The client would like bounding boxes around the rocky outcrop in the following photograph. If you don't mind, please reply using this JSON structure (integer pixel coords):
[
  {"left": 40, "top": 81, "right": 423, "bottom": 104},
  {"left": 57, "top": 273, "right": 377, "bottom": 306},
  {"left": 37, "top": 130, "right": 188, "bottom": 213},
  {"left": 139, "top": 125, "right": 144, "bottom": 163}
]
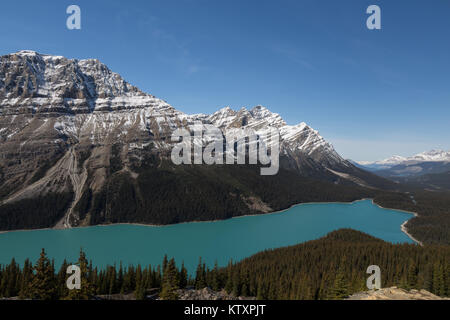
[
  {"left": 176, "top": 287, "right": 255, "bottom": 300},
  {"left": 347, "top": 287, "right": 449, "bottom": 300},
  {"left": 94, "top": 287, "right": 254, "bottom": 300}
]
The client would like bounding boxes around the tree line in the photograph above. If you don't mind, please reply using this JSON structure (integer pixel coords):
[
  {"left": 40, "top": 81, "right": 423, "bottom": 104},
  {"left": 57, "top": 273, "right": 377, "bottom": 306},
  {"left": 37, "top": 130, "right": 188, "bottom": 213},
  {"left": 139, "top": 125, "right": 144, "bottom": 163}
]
[
  {"left": 1, "top": 229, "right": 448, "bottom": 300},
  {"left": 374, "top": 190, "right": 450, "bottom": 245}
]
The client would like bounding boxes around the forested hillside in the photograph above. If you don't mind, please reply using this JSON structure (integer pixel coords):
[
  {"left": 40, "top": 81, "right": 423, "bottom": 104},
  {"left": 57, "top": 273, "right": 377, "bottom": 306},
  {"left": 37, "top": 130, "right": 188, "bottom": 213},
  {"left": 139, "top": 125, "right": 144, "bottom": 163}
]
[
  {"left": 219, "top": 229, "right": 450, "bottom": 299},
  {"left": 397, "top": 171, "right": 450, "bottom": 191},
  {"left": 0, "top": 193, "right": 73, "bottom": 230},
  {"left": 1, "top": 162, "right": 449, "bottom": 247},
  {"left": 76, "top": 164, "right": 375, "bottom": 226},
  {"left": 374, "top": 190, "right": 450, "bottom": 245}
]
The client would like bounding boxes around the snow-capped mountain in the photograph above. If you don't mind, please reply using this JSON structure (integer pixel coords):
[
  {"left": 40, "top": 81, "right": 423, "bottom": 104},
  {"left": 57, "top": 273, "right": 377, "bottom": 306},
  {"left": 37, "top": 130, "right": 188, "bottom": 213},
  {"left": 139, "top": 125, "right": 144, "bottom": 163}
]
[
  {"left": 0, "top": 51, "right": 348, "bottom": 177},
  {"left": 207, "top": 105, "right": 345, "bottom": 167},
  {"left": 0, "top": 51, "right": 392, "bottom": 230},
  {"left": 356, "top": 150, "right": 450, "bottom": 180},
  {"left": 409, "top": 150, "right": 450, "bottom": 163},
  {"left": 358, "top": 156, "right": 408, "bottom": 170},
  {"left": 0, "top": 50, "right": 342, "bottom": 163},
  {"left": 0, "top": 50, "right": 173, "bottom": 114},
  {"left": 358, "top": 150, "right": 450, "bottom": 170}
]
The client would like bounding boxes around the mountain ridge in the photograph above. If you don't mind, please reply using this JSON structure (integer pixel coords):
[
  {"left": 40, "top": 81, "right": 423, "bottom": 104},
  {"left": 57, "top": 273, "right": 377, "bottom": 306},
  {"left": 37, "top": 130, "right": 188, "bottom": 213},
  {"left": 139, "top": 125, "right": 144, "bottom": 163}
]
[
  {"left": 358, "top": 149, "right": 450, "bottom": 170},
  {"left": 0, "top": 51, "right": 396, "bottom": 231}
]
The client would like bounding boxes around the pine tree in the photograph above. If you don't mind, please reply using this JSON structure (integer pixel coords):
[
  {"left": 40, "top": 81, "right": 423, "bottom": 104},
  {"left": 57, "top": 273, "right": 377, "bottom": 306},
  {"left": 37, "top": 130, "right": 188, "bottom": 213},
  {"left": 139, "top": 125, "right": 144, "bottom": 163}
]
[
  {"left": 65, "top": 249, "right": 95, "bottom": 300},
  {"left": 121, "top": 265, "right": 135, "bottom": 294},
  {"left": 224, "top": 260, "right": 233, "bottom": 294},
  {"left": 160, "top": 258, "right": 179, "bottom": 300},
  {"left": 56, "top": 259, "right": 69, "bottom": 298},
  {"left": 108, "top": 266, "right": 117, "bottom": 295},
  {"left": 135, "top": 265, "right": 145, "bottom": 300},
  {"left": 4, "top": 258, "right": 19, "bottom": 297},
  {"left": 211, "top": 261, "right": 220, "bottom": 291},
  {"left": 162, "top": 255, "right": 168, "bottom": 273},
  {"left": 256, "top": 280, "right": 266, "bottom": 300},
  {"left": 232, "top": 269, "right": 241, "bottom": 297},
  {"left": 155, "top": 265, "right": 162, "bottom": 288},
  {"left": 145, "top": 265, "right": 153, "bottom": 289},
  {"left": 432, "top": 262, "right": 445, "bottom": 297},
  {"left": 195, "top": 258, "right": 206, "bottom": 289},
  {"left": 29, "top": 249, "right": 57, "bottom": 300},
  {"left": 445, "top": 261, "right": 450, "bottom": 297},
  {"left": 118, "top": 262, "right": 124, "bottom": 294},
  {"left": 179, "top": 262, "right": 188, "bottom": 289},
  {"left": 406, "top": 260, "right": 418, "bottom": 289},
  {"left": 18, "top": 259, "right": 33, "bottom": 299},
  {"left": 328, "top": 258, "right": 349, "bottom": 300},
  {"left": 240, "top": 270, "right": 250, "bottom": 297}
]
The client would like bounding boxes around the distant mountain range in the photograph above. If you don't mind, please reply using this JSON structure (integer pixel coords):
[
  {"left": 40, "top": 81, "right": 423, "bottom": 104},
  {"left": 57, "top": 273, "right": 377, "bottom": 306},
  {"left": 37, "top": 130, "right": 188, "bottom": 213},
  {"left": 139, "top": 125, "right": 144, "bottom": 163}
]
[
  {"left": 355, "top": 150, "right": 450, "bottom": 191},
  {"left": 0, "top": 51, "right": 395, "bottom": 231},
  {"left": 357, "top": 150, "right": 450, "bottom": 171}
]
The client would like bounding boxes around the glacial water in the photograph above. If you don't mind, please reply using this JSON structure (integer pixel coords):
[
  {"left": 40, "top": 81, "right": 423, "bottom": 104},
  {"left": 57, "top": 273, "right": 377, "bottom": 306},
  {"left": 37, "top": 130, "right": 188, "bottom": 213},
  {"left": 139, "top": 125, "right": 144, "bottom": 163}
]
[{"left": 0, "top": 200, "right": 415, "bottom": 273}]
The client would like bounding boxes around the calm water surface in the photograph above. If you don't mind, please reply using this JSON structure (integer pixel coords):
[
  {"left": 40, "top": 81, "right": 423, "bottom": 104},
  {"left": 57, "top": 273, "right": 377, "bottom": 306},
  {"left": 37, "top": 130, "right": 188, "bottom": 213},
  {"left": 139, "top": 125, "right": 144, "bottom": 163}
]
[{"left": 0, "top": 200, "right": 414, "bottom": 273}]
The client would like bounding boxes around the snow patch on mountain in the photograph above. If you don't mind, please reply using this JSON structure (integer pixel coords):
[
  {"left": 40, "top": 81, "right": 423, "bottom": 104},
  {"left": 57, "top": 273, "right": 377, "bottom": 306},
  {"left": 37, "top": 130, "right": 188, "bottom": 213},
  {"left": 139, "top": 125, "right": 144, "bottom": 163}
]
[
  {"left": 358, "top": 150, "right": 450, "bottom": 170},
  {"left": 1, "top": 51, "right": 350, "bottom": 177}
]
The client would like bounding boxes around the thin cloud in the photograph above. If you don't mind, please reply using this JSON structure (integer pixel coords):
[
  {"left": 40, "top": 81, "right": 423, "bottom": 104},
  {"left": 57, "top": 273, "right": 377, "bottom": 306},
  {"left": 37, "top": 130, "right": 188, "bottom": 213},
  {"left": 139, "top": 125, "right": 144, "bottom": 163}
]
[
  {"left": 270, "top": 44, "right": 316, "bottom": 71},
  {"left": 142, "top": 21, "right": 203, "bottom": 75}
]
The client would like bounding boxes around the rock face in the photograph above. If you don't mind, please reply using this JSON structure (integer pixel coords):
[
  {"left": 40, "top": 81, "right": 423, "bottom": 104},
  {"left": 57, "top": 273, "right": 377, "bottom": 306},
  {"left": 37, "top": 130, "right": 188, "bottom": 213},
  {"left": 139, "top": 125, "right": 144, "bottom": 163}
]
[
  {"left": 93, "top": 287, "right": 254, "bottom": 300},
  {"left": 207, "top": 105, "right": 346, "bottom": 172},
  {"left": 0, "top": 51, "right": 392, "bottom": 231},
  {"left": 0, "top": 50, "right": 164, "bottom": 114},
  {"left": 177, "top": 287, "right": 255, "bottom": 300},
  {"left": 347, "top": 287, "right": 449, "bottom": 300}
]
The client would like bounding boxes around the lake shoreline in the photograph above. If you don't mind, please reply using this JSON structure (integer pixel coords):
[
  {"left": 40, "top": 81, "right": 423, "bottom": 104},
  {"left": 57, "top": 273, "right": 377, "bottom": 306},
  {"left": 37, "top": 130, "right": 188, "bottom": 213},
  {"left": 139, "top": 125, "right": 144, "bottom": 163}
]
[
  {"left": 0, "top": 198, "right": 420, "bottom": 245},
  {"left": 371, "top": 200, "right": 422, "bottom": 246},
  {"left": 0, "top": 198, "right": 380, "bottom": 234}
]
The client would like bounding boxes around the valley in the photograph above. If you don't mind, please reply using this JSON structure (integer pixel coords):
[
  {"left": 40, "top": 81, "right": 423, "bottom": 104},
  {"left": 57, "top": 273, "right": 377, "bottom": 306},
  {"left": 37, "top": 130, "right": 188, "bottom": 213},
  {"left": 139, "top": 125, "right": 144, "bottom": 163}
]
[
  {"left": 0, "top": 51, "right": 449, "bottom": 247},
  {"left": 0, "top": 50, "right": 397, "bottom": 232},
  {"left": 0, "top": 199, "right": 415, "bottom": 273},
  {"left": 0, "top": 50, "right": 449, "bottom": 302},
  {"left": 1, "top": 0, "right": 449, "bottom": 305}
]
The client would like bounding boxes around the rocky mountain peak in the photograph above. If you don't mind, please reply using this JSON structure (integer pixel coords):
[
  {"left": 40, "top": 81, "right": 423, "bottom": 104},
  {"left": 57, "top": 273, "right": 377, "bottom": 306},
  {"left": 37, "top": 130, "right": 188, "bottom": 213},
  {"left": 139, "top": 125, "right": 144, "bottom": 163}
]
[
  {"left": 0, "top": 51, "right": 167, "bottom": 116},
  {"left": 0, "top": 51, "right": 387, "bottom": 225},
  {"left": 358, "top": 149, "right": 450, "bottom": 170},
  {"left": 412, "top": 149, "right": 450, "bottom": 162},
  {"left": 0, "top": 51, "right": 345, "bottom": 168}
]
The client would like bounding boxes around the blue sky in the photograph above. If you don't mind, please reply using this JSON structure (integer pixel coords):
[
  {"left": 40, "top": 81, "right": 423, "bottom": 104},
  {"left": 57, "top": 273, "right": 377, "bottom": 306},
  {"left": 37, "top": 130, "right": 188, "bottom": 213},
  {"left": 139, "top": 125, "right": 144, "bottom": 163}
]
[{"left": 1, "top": 0, "right": 449, "bottom": 161}]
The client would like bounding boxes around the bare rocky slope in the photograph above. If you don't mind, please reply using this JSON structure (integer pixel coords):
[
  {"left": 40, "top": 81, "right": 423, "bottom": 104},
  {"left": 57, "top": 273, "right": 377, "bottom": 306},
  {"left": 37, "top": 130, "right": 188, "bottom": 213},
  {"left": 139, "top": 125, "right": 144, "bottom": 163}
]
[
  {"left": 0, "top": 51, "right": 395, "bottom": 231},
  {"left": 347, "top": 287, "right": 449, "bottom": 300}
]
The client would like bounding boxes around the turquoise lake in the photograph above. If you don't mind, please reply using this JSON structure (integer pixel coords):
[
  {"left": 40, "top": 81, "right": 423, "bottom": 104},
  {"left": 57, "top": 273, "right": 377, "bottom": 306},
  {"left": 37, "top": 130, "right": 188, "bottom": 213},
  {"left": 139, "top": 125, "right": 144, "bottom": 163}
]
[{"left": 0, "top": 200, "right": 415, "bottom": 273}]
